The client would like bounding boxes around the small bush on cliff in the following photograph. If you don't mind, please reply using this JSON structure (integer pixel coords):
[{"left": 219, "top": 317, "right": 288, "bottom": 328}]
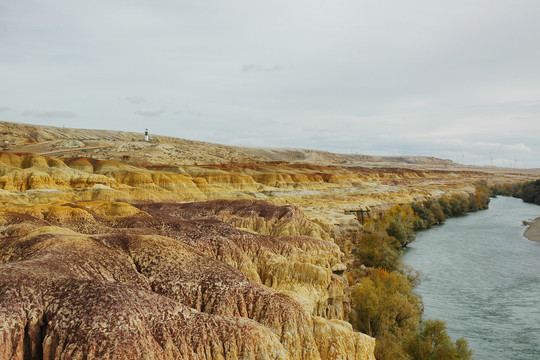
[
  {"left": 449, "top": 194, "right": 470, "bottom": 216},
  {"left": 354, "top": 204, "right": 418, "bottom": 271},
  {"left": 355, "top": 233, "right": 401, "bottom": 271},
  {"left": 410, "top": 202, "right": 432, "bottom": 230},
  {"left": 363, "top": 204, "right": 417, "bottom": 246},
  {"left": 428, "top": 200, "right": 446, "bottom": 224},
  {"left": 385, "top": 205, "right": 417, "bottom": 247},
  {"left": 349, "top": 267, "right": 473, "bottom": 360},
  {"left": 437, "top": 196, "right": 452, "bottom": 217},
  {"left": 403, "top": 320, "right": 473, "bottom": 360}
]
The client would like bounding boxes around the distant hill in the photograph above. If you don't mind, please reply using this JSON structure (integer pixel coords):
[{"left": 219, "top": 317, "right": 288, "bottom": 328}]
[{"left": 0, "top": 121, "right": 455, "bottom": 167}]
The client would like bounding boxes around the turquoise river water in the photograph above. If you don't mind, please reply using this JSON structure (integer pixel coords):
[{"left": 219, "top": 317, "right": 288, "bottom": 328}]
[{"left": 403, "top": 196, "right": 540, "bottom": 360}]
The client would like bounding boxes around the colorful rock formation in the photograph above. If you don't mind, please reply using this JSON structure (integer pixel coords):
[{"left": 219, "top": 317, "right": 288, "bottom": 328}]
[{"left": 0, "top": 200, "right": 375, "bottom": 360}]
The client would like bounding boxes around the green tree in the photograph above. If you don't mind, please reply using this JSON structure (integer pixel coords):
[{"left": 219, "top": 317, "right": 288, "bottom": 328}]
[
  {"left": 350, "top": 269, "right": 421, "bottom": 338},
  {"left": 384, "top": 205, "right": 417, "bottom": 246},
  {"left": 437, "top": 197, "right": 452, "bottom": 217},
  {"left": 355, "top": 233, "right": 401, "bottom": 271},
  {"left": 448, "top": 194, "right": 469, "bottom": 216},
  {"left": 519, "top": 179, "right": 540, "bottom": 205},
  {"left": 350, "top": 269, "right": 422, "bottom": 360},
  {"left": 403, "top": 320, "right": 473, "bottom": 360},
  {"left": 411, "top": 200, "right": 445, "bottom": 230},
  {"left": 427, "top": 201, "right": 445, "bottom": 224}
]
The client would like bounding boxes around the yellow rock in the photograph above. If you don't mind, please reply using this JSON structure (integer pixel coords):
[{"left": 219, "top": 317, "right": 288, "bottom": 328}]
[{"left": 78, "top": 201, "right": 143, "bottom": 217}]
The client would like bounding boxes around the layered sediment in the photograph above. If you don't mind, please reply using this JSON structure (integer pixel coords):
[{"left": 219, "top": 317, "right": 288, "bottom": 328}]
[
  {"left": 0, "top": 152, "right": 513, "bottom": 218},
  {"left": 2, "top": 150, "right": 536, "bottom": 255}
]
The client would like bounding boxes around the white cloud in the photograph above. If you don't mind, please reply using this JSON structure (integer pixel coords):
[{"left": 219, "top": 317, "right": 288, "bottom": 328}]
[
  {"left": 463, "top": 141, "right": 531, "bottom": 154},
  {"left": 136, "top": 108, "right": 165, "bottom": 117},
  {"left": 22, "top": 110, "right": 77, "bottom": 118},
  {"left": 122, "top": 96, "right": 144, "bottom": 104},
  {"left": 241, "top": 64, "right": 286, "bottom": 73}
]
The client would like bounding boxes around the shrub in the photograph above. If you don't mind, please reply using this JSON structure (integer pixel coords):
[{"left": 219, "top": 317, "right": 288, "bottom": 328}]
[
  {"left": 411, "top": 203, "right": 431, "bottom": 230},
  {"left": 490, "top": 182, "right": 521, "bottom": 197},
  {"left": 350, "top": 269, "right": 421, "bottom": 337},
  {"left": 448, "top": 194, "right": 469, "bottom": 216},
  {"left": 350, "top": 269, "right": 422, "bottom": 359},
  {"left": 413, "top": 187, "right": 490, "bottom": 227},
  {"left": 384, "top": 205, "right": 417, "bottom": 246},
  {"left": 354, "top": 205, "right": 418, "bottom": 271},
  {"left": 411, "top": 200, "right": 445, "bottom": 230},
  {"left": 403, "top": 320, "right": 473, "bottom": 360},
  {"left": 472, "top": 181, "right": 491, "bottom": 210},
  {"left": 490, "top": 179, "right": 540, "bottom": 205},
  {"left": 519, "top": 179, "right": 540, "bottom": 205},
  {"left": 355, "top": 233, "right": 401, "bottom": 271},
  {"left": 437, "top": 196, "right": 452, "bottom": 217},
  {"left": 428, "top": 201, "right": 446, "bottom": 224}
]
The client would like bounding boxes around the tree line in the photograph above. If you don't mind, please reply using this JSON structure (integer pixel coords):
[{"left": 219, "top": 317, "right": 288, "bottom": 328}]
[{"left": 491, "top": 179, "right": 540, "bottom": 205}]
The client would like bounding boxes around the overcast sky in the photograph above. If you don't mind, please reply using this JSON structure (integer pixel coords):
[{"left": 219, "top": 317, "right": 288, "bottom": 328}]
[{"left": 1, "top": 0, "right": 540, "bottom": 167}]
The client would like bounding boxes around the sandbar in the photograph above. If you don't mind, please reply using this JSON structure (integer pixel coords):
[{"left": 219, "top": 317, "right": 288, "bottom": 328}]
[{"left": 523, "top": 217, "right": 540, "bottom": 242}]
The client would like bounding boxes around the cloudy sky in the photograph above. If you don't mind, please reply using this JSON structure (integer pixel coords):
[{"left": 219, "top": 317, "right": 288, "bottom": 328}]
[{"left": 1, "top": 0, "right": 540, "bottom": 167}]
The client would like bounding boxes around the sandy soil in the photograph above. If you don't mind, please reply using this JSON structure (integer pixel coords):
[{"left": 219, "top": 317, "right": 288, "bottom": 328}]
[{"left": 523, "top": 217, "right": 540, "bottom": 242}]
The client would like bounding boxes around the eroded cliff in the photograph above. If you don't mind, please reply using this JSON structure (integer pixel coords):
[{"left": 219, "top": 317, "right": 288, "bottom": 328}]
[{"left": 0, "top": 200, "right": 375, "bottom": 360}]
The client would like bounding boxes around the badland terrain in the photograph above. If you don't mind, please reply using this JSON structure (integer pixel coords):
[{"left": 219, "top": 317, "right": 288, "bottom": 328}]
[{"left": 0, "top": 121, "right": 538, "bottom": 359}]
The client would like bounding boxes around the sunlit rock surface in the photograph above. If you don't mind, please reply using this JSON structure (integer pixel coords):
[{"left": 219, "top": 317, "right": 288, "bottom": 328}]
[{"left": 0, "top": 200, "right": 375, "bottom": 360}]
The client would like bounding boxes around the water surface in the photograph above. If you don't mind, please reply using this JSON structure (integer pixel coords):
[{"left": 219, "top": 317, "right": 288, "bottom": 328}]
[{"left": 404, "top": 196, "right": 540, "bottom": 360}]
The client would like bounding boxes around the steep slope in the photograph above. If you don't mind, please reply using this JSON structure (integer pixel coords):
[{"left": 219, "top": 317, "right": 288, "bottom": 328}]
[{"left": 0, "top": 200, "right": 375, "bottom": 360}]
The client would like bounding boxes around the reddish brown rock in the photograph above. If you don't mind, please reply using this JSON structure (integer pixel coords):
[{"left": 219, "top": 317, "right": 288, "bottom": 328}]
[{"left": 0, "top": 200, "right": 375, "bottom": 360}]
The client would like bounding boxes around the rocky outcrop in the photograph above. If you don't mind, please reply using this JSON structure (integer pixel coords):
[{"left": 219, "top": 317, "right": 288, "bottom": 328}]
[
  {"left": 125, "top": 201, "right": 342, "bottom": 318},
  {"left": 0, "top": 153, "right": 498, "bottom": 224},
  {"left": 0, "top": 200, "right": 375, "bottom": 360},
  {"left": 146, "top": 199, "right": 331, "bottom": 239}
]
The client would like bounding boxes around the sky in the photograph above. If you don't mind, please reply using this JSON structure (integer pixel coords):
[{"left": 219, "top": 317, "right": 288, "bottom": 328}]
[{"left": 1, "top": 0, "right": 540, "bottom": 168}]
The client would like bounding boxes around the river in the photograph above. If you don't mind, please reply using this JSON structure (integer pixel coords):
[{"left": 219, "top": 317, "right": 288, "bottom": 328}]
[{"left": 403, "top": 196, "right": 540, "bottom": 360}]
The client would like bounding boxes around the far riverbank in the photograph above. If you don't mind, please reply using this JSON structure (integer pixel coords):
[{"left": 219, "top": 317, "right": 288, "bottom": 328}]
[{"left": 523, "top": 217, "right": 540, "bottom": 242}]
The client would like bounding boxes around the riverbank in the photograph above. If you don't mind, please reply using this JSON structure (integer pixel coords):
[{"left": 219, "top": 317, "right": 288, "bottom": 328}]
[{"left": 523, "top": 216, "right": 540, "bottom": 242}]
